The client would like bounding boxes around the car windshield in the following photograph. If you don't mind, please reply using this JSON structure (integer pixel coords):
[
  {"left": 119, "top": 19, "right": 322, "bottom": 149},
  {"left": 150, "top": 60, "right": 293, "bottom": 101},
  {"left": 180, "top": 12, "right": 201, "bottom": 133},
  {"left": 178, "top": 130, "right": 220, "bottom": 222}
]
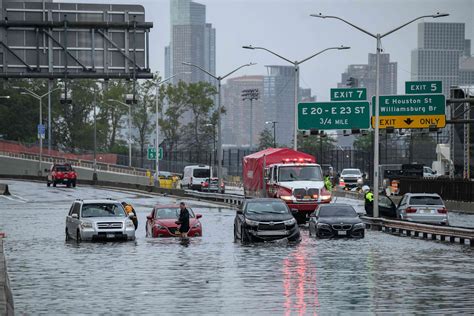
[
  {"left": 154, "top": 208, "right": 195, "bottom": 219},
  {"left": 81, "top": 203, "right": 126, "bottom": 218},
  {"left": 193, "top": 168, "right": 210, "bottom": 178},
  {"left": 319, "top": 206, "right": 357, "bottom": 217},
  {"left": 409, "top": 196, "right": 443, "bottom": 206},
  {"left": 55, "top": 165, "right": 72, "bottom": 172},
  {"left": 341, "top": 169, "right": 361, "bottom": 176},
  {"left": 246, "top": 201, "right": 289, "bottom": 214},
  {"left": 279, "top": 166, "right": 322, "bottom": 181}
]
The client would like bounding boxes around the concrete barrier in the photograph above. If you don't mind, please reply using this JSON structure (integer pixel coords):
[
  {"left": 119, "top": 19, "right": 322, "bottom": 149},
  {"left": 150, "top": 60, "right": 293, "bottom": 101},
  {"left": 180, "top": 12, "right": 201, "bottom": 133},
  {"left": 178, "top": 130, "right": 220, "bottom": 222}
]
[
  {"left": 0, "top": 238, "right": 14, "bottom": 316},
  {"left": 0, "top": 184, "right": 9, "bottom": 196}
]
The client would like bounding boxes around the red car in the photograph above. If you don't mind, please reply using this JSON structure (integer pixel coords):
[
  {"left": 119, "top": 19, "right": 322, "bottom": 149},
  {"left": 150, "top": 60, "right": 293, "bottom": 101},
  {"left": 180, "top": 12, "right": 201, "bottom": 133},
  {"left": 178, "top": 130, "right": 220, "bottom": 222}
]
[
  {"left": 146, "top": 204, "right": 203, "bottom": 238},
  {"left": 46, "top": 163, "right": 77, "bottom": 187}
]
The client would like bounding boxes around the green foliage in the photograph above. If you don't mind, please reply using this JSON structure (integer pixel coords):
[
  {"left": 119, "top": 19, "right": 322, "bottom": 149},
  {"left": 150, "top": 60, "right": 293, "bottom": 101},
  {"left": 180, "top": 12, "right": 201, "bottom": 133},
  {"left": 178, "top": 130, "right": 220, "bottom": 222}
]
[
  {"left": 353, "top": 131, "right": 374, "bottom": 152},
  {"left": 258, "top": 129, "right": 275, "bottom": 150},
  {"left": 297, "top": 132, "right": 336, "bottom": 157}
]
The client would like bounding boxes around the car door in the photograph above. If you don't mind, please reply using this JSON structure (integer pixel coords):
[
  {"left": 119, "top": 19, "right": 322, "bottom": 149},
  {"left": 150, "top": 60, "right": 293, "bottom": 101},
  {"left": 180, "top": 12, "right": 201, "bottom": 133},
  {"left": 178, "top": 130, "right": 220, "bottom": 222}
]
[
  {"left": 66, "top": 203, "right": 74, "bottom": 233},
  {"left": 379, "top": 195, "right": 396, "bottom": 218},
  {"left": 69, "top": 202, "right": 81, "bottom": 235}
]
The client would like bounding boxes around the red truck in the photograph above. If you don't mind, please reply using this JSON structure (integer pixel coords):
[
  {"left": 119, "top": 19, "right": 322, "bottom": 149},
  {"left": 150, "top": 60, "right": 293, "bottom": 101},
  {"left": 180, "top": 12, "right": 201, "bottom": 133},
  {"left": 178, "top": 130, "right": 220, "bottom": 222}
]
[
  {"left": 243, "top": 148, "right": 331, "bottom": 223},
  {"left": 46, "top": 163, "right": 77, "bottom": 188}
]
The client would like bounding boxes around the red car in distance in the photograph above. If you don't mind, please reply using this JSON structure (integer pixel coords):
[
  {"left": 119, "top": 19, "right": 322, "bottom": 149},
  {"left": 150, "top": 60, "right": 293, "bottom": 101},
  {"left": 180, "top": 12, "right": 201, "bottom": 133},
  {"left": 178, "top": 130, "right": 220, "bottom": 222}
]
[
  {"left": 46, "top": 163, "right": 77, "bottom": 188},
  {"left": 146, "top": 204, "right": 203, "bottom": 238}
]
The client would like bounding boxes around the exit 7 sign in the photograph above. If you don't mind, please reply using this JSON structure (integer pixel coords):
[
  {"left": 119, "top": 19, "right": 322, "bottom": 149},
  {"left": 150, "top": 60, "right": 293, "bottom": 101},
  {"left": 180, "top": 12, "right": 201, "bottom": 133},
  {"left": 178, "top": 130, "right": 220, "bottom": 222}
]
[{"left": 330, "top": 88, "right": 367, "bottom": 101}]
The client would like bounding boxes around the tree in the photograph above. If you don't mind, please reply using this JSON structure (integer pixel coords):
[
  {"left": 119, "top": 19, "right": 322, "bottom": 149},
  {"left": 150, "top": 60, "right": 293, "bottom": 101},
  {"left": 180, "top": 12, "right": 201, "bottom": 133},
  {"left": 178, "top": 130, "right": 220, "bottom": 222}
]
[
  {"left": 133, "top": 79, "right": 156, "bottom": 167},
  {"left": 353, "top": 131, "right": 374, "bottom": 152},
  {"left": 298, "top": 133, "right": 336, "bottom": 162},
  {"left": 258, "top": 129, "right": 275, "bottom": 150}
]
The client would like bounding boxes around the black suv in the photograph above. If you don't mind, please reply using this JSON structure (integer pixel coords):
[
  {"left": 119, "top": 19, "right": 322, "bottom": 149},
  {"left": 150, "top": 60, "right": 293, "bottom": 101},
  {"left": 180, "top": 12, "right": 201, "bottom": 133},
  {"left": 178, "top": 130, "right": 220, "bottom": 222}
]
[
  {"left": 309, "top": 204, "right": 365, "bottom": 238},
  {"left": 234, "top": 198, "right": 301, "bottom": 243}
]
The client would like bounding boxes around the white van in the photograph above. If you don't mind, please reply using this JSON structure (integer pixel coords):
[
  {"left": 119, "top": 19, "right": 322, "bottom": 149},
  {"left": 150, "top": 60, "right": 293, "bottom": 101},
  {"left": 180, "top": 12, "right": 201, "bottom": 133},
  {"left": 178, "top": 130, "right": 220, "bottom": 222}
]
[{"left": 182, "top": 165, "right": 211, "bottom": 191}]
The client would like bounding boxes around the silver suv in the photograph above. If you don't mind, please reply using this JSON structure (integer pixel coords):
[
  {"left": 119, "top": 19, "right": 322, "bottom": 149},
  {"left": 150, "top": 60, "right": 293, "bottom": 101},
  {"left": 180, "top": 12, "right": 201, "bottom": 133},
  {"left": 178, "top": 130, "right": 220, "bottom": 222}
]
[{"left": 65, "top": 199, "right": 136, "bottom": 242}]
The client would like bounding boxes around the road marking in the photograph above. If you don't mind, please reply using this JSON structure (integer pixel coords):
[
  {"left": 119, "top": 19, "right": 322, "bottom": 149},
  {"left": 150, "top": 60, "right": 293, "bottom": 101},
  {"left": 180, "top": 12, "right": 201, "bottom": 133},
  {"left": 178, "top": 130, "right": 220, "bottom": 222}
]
[
  {"left": 10, "top": 194, "right": 28, "bottom": 202},
  {"left": 0, "top": 195, "right": 27, "bottom": 203}
]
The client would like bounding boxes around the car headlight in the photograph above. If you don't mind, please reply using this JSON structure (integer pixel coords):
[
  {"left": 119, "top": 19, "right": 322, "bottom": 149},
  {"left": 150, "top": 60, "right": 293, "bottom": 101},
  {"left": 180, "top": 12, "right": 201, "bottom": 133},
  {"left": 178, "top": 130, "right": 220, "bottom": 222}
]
[
  {"left": 354, "top": 223, "right": 365, "bottom": 229},
  {"left": 126, "top": 221, "right": 135, "bottom": 228},
  {"left": 245, "top": 218, "right": 259, "bottom": 226},
  {"left": 280, "top": 195, "right": 294, "bottom": 201},
  {"left": 81, "top": 221, "right": 93, "bottom": 229},
  {"left": 317, "top": 223, "right": 330, "bottom": 228},
  {"left": 193, "top": 222, "right": 201, "bottom": 228},
  {"left": 283, "top": 218, "right": 296, "bottom": 226},
  {"left": 357, "top": 178, "right": 363, "bottom": 183}
]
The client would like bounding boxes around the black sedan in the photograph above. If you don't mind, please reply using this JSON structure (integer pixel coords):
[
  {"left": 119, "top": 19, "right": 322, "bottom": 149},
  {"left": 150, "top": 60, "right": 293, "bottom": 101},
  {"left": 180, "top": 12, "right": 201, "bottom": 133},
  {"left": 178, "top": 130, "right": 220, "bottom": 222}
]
[
  {"left": 309, "top": 204, "right": 365, "bottom": 238},
  {"left": 234, "top": 198, "right": 301, "bottom": 243}
]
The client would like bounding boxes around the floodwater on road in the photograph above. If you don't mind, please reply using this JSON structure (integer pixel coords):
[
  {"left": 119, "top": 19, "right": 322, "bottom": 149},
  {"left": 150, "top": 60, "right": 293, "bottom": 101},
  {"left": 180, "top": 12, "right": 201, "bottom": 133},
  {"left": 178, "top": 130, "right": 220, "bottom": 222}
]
[{"left": 1, "top": 180, "right": 473, "bottom": 314}]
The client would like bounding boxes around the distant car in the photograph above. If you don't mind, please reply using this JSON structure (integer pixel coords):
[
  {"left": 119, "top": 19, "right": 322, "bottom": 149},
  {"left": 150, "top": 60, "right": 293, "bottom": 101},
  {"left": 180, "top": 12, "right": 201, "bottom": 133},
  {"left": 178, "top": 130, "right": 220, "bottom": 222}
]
[
  {"left": 46, "top": 163, "right": 77, "bottom": 187},
  {"left": 145, "top": 204, "right": 203, "bottom": 238},
  {"left": 65, "top": 199, "right": 136, "bottom": 242},
  {"left": 396, "top": 193, "right": 448, "bottom": 225},
  {"left": 308, "top": 204, "right": 365, "bottom": 238},
  {"left": 201, "top": 177, "right": 225, "bottom": 193},
  {"left": 234, "top": 198, "right": 301, "bottom": 243},
  {"left": 339, "top": 168, "right": 364, "bottom": 189}
]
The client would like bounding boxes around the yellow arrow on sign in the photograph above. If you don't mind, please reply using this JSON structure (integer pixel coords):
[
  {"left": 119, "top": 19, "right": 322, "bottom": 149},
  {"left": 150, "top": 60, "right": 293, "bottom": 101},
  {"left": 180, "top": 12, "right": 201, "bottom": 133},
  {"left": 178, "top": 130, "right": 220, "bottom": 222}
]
[{"left": 371, "top": 115, "right": 446, "bottom": 129}]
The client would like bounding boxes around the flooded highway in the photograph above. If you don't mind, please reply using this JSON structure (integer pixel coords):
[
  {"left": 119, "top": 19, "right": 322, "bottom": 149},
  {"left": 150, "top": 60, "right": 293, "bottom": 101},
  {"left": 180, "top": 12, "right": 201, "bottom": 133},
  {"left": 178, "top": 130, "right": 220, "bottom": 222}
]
[{"left": 1, "top": 180, "right": 474, "bottom": 314}]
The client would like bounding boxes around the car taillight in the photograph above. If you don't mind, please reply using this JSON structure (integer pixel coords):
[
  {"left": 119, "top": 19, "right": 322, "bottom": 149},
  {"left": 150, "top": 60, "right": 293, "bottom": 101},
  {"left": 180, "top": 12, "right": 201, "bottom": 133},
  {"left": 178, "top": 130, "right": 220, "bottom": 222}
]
[
  {"left": 202, "top": 182, "right": 209, "bottom": 187},
  {"left": 406, "top": 207, "right": 417, "bottom": 213},
  {"left": 437, "top": 207, "right": 448, "bottom": 214}
]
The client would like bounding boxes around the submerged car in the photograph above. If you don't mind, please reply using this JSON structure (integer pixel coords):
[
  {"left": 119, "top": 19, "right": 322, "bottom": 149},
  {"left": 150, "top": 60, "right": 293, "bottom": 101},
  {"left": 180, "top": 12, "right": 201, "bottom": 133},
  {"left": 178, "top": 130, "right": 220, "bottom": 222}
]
[
  {"left": 234, "top": 198, "right": 301, "bottom": 243},
  {"left": 65, "top": 199, "right": 136, "bottom": 242},
  {"left": 145, "top": 204, "right": 203, "bottom": 237},
  {"left": 309, "top": 204, "right": 365, "bottom": 238},
  {"left": 396, "top": 193, "right": 448, "bottom": 225}
]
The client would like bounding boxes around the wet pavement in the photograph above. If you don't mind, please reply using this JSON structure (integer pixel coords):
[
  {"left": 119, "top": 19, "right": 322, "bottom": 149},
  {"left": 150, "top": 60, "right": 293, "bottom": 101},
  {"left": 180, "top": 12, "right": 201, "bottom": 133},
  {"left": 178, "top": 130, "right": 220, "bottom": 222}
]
[{"left": 1, "top": 180, "right": 474, "bottom": 314}]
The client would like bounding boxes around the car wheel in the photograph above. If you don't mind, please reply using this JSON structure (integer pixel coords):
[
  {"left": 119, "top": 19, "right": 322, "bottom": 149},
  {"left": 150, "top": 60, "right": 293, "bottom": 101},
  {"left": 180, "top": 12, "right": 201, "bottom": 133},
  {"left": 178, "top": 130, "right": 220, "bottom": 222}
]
[
  {"left": 76, "top": 229, "right": 82, "bottom": 243},
  {"left": 72, "top": 181, "right": 76, "bottom": 188},
  {"left": 240, "top": 225, "right": 250, "bottom": 243},
  {"left": 233, "top": 225, "right": 238, "bottom": 243},
  {"left": 360, "top": 231, "right": 365, "bottom": 238},
  {"left": 65, "top": 228, "right": 70, "bottom": 241},
  {"left": 47, "top": 181, "right": 50, "bottom": 187},
  {"left": 66, "top": 182, "right": 71, "bottom": 188}
]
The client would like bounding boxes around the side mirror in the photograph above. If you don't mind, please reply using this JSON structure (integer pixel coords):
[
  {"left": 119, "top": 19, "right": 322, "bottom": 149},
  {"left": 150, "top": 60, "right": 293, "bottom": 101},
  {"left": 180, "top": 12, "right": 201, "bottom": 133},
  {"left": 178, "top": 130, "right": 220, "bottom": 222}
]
[
  {"left": 71, "top": 213, "right": 78, "bottom": 219},
  {"left": 44, "top": 168, "right": 49, "bottom": 173},
  {"left": 146, "top": 215, "right": 152, "bottom": 220},
  {"left": 363, "top": 173, "right": 367, "bottom": 178},
  {"left": 196, "top": 214, "right": 202, "bottom": 219},
  {"left": 236, "top": 209, "right": 243, "bottom": 215},
  {"left": 433, "top": 170, "right": 437, "bottom": 174}
]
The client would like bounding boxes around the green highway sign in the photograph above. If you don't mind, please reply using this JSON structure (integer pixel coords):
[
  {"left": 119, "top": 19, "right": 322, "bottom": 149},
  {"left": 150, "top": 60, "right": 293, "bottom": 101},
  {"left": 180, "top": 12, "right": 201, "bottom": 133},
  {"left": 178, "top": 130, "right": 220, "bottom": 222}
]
[
  {"left": 405, "top": 81, "right": 442, "bottom": 94},
  {"left": 147, "top": 147, "right": 163, "bottom": 161},
  {"left": 330, "top": 88, "right": 367, "bottom": 101},
  {"left": 371, "top": 94, "right": 446, "bottom": 129},
  {"left": 298, "top": 101, "right": 370, "bottom": 130}
]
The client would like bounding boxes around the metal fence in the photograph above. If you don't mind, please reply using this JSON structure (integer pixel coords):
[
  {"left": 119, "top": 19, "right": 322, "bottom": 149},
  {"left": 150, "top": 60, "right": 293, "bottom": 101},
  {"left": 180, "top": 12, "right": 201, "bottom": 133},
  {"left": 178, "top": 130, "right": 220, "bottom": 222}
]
[{"left": 399, "top": 178, "right": 474, "bottom": 202}]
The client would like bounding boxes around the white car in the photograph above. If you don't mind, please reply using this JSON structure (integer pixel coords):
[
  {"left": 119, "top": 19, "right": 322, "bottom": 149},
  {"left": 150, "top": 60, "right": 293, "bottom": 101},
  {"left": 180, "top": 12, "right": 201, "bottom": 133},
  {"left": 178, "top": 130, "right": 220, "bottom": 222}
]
[
  {"left": 65, "top": 199, "right": 136, "bottom": 242},
  {"left": 396, "top": 193, "right": 448, "bottom": 225}
]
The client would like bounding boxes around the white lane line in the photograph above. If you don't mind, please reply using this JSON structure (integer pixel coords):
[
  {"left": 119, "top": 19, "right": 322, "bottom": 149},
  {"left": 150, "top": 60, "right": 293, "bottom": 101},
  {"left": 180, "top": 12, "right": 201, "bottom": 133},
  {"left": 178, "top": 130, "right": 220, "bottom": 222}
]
[
  {"left": 10, "top": 194, "right": 29, "bottom": 202},
  {"left": 0, "top": 195, "right": 27, "bottom": 203}
]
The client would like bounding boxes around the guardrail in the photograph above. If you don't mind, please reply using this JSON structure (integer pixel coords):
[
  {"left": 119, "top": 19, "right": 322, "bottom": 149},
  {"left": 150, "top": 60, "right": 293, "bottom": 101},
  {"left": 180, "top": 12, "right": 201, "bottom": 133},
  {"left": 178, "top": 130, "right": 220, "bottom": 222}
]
[
  {"left": 184, "top": 190, "right": 244, "bottom": 206},
  {"left": 363, "top": 216, "right": 474, "bottom": 246},
  {"left": 0, "top": 151, "right": 147, "bottom": 176}
]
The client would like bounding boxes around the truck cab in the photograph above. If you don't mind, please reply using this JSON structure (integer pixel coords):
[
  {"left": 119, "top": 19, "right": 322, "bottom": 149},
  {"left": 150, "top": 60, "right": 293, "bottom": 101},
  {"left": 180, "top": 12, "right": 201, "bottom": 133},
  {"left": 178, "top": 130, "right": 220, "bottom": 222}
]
[{"left": 265, "top": 162, "right": 331, "bottom": 223}]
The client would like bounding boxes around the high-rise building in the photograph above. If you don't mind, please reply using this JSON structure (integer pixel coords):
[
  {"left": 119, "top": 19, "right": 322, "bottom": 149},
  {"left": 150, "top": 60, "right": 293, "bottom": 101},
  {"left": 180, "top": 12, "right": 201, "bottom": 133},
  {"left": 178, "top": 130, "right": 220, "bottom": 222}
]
[
  {"left": 221, "top": 76, "right": 265, "bottom": 147},
  {"left": 411, "top": 22, "right": 471, "bottom": 96},
  {"left": 165, "top": 0, "right": 216, "bottom": 84},
  {"left": 338, "top": 53, "right": 397, "bottom": 97}
]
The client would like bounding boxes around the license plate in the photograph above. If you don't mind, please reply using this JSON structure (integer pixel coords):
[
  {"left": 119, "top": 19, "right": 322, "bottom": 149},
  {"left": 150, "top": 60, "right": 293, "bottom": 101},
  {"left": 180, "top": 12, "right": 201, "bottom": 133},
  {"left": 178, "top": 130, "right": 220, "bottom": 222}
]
[
  {"left": 106, "top": 233, "right": 115, "bottom": 238},
  {"left": 337, "top": 231, "right": 347, "bottom": 236},
  {"left": 257, "top": 230, "right": 288, "bottom": 236},
  {"left": 422, "top": 209, "right": 434, "bottom": 214}
]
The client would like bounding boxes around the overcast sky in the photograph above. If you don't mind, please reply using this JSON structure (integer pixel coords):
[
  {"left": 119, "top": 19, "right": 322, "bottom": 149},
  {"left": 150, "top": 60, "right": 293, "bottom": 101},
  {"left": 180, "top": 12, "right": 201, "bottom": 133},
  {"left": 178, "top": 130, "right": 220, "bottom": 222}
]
[{"left": 71, "top": 0, "right": 473, "bottom": 100}]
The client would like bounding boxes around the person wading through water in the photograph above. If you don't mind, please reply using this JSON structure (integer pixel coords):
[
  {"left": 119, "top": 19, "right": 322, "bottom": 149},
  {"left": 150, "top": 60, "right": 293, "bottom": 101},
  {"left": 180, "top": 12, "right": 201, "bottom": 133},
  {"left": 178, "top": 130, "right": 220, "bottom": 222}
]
[{"left": 176, "top": 202, "right": 190, "bottom": 238}]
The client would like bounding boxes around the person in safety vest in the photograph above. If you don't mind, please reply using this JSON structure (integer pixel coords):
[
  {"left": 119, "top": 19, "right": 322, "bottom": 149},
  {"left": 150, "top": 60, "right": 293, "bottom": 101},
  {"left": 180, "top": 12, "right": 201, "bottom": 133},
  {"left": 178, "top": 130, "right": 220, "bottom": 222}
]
[
  {"left": 324, "top": 172, "right": 333, "bottom": 191},
  {"left": 362, "top": 185, "right": 373, "bottom": 216},
  {"left": 122, "top": 202, "right": 138, "bottom": 230}
]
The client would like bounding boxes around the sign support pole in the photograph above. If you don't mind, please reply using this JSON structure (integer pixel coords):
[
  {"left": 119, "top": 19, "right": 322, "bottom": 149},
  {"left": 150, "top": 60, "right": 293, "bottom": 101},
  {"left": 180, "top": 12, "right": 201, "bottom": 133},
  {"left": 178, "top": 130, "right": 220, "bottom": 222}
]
[{"left": 373, "top": 34, "right": 381, "bottom": 218}]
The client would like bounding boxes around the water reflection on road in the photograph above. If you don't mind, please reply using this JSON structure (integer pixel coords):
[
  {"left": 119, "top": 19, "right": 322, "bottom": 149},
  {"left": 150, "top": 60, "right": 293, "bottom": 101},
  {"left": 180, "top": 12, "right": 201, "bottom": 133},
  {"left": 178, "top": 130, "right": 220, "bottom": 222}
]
[{"left": 0, "top": 180, "right": 473, "bottom": 314}]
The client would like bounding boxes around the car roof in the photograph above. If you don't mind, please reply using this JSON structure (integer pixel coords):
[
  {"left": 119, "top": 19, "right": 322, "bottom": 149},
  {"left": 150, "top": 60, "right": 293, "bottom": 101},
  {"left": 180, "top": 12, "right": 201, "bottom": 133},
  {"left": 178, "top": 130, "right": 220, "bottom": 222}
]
[
  {"left": 405, "top": 193, "right": 441, "bottom": 197},
  {"left": 245, "top": 198, "right": 285, "bottom": 203},
  {"left": 318, "top": 203, "right": 355, "bottom": 208},
  {"left": 154, "top": 204, "right": 182, "bottom": 208},
  {"left": 79, "top": 199, "right": 121, "bottom": 204}
]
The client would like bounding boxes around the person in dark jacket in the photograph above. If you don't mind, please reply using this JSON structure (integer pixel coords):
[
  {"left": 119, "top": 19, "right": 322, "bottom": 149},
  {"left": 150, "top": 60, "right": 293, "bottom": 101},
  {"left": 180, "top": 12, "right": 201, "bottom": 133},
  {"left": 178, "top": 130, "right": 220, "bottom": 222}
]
[
  {"left": 176, "top": 202, "right": 190, "bottom": 238},
  {"left": 362, "top": 185, "right": 374, "bottom": 216}
]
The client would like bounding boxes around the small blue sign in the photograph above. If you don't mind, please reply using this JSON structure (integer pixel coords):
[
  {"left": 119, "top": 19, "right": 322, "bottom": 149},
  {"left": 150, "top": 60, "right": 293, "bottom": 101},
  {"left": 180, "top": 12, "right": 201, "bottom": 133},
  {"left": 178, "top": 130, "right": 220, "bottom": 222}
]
[{"left": 37, "top": 124, "right": 45, "bottom": 135}]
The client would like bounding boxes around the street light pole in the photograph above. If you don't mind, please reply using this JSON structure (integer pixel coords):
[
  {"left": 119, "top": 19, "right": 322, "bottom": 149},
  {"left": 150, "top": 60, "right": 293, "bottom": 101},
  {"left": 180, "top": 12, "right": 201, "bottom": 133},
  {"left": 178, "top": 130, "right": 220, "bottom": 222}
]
[
  {"left": 108, "top": 99, "right": 132, "bottom": 167},
  {"left": 243, "top": 45, "right": 350, "bottom": 150},
  {"left": 311, "top": 12, "right": 449, "bottom": 218},
  {"left": 182, "top": 62, "right": 256, "bottom": 188},
  {"left": 265, "top": 121, "right": 278, "bottom": 147},
  {"left": 242, "top": 89, "right": 259, "bottom": 149}
]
